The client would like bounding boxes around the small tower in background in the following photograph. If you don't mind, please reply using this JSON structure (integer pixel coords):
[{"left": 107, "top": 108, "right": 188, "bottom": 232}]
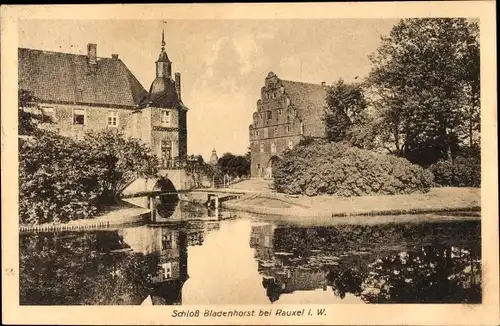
[{"left": 209, "top": 148, "right": 219, "bottom": 166}]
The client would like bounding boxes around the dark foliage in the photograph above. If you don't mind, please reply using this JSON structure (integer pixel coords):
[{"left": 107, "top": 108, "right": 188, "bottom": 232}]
[{"left": 273, "top": 140, "right": 433, "bottom": 196}]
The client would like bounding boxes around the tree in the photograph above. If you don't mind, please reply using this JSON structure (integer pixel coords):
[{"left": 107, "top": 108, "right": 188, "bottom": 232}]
[
  {"left": 367, "top": 18, "right": 480, "bottom": 166},
  {"left": 18, "top": 89, "right": 52, "bottom": 136},
  {"left": 82, "top": 130, "right": 159, "bottom": 204},
  {"left": 323, "top": 79, "right": 369, "bottom": 143},
  {"left": 217, "top": 152, "right": 250, "bottom": 178}
]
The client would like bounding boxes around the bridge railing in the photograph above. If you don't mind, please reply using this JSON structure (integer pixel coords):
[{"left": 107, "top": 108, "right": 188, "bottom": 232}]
[{"left": 160, "top": 158, "right": 185, "bottom": 170}]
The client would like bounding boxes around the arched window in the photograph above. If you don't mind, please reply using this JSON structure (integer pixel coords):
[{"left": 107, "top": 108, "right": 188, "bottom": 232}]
[
  {"left": 260, "top": 142, "right": 265, "bottom": 153},
  {"left": 288, "top": 140, "right": 293, "bottom": 149}
]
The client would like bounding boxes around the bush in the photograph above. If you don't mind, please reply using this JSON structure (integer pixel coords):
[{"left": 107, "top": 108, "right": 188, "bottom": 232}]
[
  {"left": 19, "top": 130, "right": 159, "bottom": 225},
  {"left": 273, "top": 140, "right": 433, "bottom": 197},
  {"left": 428, "top": 156, "right": 481, "bottom": 187},
  {"left": 19, "top": 131, "right": 105, "bottom": 224}
]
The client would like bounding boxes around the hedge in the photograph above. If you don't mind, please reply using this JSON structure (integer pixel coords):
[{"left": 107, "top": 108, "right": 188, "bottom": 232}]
[
  {"left": 428, "top": 156, "right": 481, "bottom": 187},
  {"left": 273, "top": 140, "right": 433, "bottom": 197}
]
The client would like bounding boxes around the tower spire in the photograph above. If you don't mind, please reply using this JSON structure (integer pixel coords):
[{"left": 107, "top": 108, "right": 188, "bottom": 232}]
[
  {"left": 161, "top": 21, "right": 166, "bottom": 49},
  {"left": 155, "top": 20, "right": 172, "bottom": 77}
]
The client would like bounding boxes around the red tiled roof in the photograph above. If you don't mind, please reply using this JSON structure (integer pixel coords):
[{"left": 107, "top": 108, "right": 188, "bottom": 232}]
[{"left": 18, "top": 48, "right": 149, "bottom": 109}]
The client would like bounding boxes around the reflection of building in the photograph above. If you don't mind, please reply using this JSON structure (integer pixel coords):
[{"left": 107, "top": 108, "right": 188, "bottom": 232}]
[
  {"left": 250, "top": 224, "right": 275, "bottom": 262},
  {"left": 250, "top": 223, "right": 328, "bottom": 303},
  {"left": 248, "top": 72, "right": 327, "bottom": 178},
  {"left": 119, "top": 226, "right": 188, "bottom": 305}
]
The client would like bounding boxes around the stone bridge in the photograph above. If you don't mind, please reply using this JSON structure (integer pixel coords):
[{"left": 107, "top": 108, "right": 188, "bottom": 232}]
[{"left": 122, "top": 169, "right": 197, "bottom": 208}]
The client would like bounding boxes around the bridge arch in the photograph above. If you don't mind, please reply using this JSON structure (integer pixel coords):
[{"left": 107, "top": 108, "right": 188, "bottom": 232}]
[{"left": 152, "top": 177, "right": 179, "bottom": 219}]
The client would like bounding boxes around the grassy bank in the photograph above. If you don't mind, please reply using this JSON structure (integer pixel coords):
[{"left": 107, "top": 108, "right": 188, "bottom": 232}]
[{"left": 222, "top": 187, "right": 480, "bottom": 218}]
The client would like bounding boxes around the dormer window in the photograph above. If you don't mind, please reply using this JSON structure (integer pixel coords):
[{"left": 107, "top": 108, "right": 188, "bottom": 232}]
[{"left": 161, "top": 109, "right": 171, "bottom": 126}]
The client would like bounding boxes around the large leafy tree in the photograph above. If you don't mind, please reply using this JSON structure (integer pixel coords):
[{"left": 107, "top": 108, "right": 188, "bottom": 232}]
[
  {"left": 18, "top": 89, "right": 52, "bottom": 136},
  {"left": 367, "top": 18, "right": 480, "bottom": 166},
  {"left": 323, "top": 79, "right": 369, "bottom": 144},
  {"left": 83, "top": 130, "right": 159, "bottom": 203},
  {"left": 217, "top": 152, "right": 251, "bottom": 178}
]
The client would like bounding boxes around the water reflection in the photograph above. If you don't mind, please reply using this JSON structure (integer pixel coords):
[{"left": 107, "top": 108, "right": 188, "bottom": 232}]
[
  {"left": 250, "top": 221, "right": 481, "bottom": 303},
  {"left": 20, "top": 223, "right": 215, "bottom": 305},
  {"left": 20, "top": 214, "right": 481, "bottom": 305}
]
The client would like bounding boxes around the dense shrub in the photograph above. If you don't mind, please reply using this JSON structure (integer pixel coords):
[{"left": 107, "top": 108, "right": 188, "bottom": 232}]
[
  {"left": 82, "top": 130, "right": 159, "bottom": 202},
  {"left": 19, "top": 130, "right": 159, "bottom": 225},
  {"left": 428, "top": 156, "right": 481, "bottom": 187},
  {"left": 19, "top": 132, "right": 105, "bottom": 224},
  {"left": 273, "top": 140, "right": 433, "bottom": 197}
]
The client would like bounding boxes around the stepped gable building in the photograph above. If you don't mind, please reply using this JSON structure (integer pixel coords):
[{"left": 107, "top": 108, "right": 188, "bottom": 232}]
[
  {"left": 18, "top": 28, "right": 188, "bottom": 167},
  {"left": 249, "top": 72, "right": 327, "bottom": 178}
]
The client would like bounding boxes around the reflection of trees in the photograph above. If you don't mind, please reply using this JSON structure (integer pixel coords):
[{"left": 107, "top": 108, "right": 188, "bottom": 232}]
[
  {"left": 20, "top": 232, "right": 158, "bottom": 305},
  {"left": 325, "top": 265, "right": 366, "bottom": 299},
  {"left": 20, "top": 227, "right": 192, "bottom": 305},
  {"left": 252, "top": 221, "right": 481, "bottom": 304},
  {"left": 262, "top": 278, "right": 282, "bottom": 303},
  {"left": 360, "top": 245, "right": 481, "bottom": 303}
]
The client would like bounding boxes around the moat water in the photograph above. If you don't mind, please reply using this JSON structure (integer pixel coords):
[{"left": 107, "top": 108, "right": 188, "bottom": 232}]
[{"left": 19, "top": 200, "right": 481, "bottom": 305}]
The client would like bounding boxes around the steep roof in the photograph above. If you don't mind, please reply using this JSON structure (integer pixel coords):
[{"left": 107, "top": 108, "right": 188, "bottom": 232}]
[
  {"left": 146, "top": 76, "right": 186, "bottom": 109},
  {"left": 281, "top": 79, "right": 327, "bottom": 113},
  {"left": 18, "top": 48, "right": 149, "bottom": 109},
  {"left": 280, "top": 79, "right": 328, "bottom": 138}
]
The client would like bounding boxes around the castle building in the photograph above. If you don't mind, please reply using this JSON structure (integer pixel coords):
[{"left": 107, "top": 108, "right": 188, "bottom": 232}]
[
  {"left": 249, "top": 72, "right": 327, "bottom": 178},
  {"left": 18, "top": 28, "right": 188, "bottom": 168}
]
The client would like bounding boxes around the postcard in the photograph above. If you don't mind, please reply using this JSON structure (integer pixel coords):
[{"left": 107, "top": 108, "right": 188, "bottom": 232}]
[{"left": 1, "top": 2, "right": 498, "bottom": 325}]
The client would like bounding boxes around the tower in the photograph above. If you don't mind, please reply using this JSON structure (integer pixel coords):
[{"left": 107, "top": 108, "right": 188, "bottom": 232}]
[
  {"left": 144, "top": 22, "right": 188, "bottom": 165},
  {"left": 156, "top": 27, "right": 172, "bottom": 78},
  {"left": 209, "top": 148, "right": 219, "bottom": 166}
]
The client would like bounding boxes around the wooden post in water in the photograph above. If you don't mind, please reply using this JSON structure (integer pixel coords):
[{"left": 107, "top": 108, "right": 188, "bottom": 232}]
[{"left": 149, "top": 196, "right": 155, "bottom": 222}]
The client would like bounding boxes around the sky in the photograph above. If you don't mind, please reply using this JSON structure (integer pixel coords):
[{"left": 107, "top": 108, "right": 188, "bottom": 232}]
[{"left": 19, "top": 19, "right": 398, "bottom": 161}]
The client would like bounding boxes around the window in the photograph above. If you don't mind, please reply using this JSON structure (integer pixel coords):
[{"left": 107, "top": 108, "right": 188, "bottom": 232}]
[
  {"left": 278, "top": 109, "right": 283, "bottom": 116},
  {"left": 107, "top": 110, "right": 118, "bottom": 126},
  {"left": 255, "top": 130, "right": 259, "bottom": 136},
  {"left": 300, "top": 122, "right": 304, "bottom": 135},
  {"left": 41, "top": 106, "right": 55, "bottom": 121},
  {"left": 267, "top": 111, "right": 272, "bottom": 120},
  {"left": 161, "top": 110, "right": 171, "bottom": 126},
  {"left": 274, "top": 127, "right": 279, "bottom": 136},
  {"left": 259, "top": 113, "right": 263, "bottom": 119},
  {"left": 73, "top": 108, "right": 85, "bottom": 125},
  {"left": 260, "top": 142, "right": 265, "bottom": 153},
  {"left": 288, "top": 140, "right": 293, "bottom": 149},
  {"left": 271, "top": 142, "right": 276, "bottom": 153},
  {"left": 286, "top": 125, "right": 290, "bottom": 133}
]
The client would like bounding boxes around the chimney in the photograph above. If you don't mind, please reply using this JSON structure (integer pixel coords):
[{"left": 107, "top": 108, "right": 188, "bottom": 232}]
[
  {"left": 321, "top": 81, "right": 326, "bottom": 87},
  {"left": 87, "top": 43, "right": 97, "bottom": 65},
  {"left": 111, "top": 54, "right": 119, "bottom": 60},
  {"left": 175, "top": 72, "right": 181, "bottom": 100}
]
